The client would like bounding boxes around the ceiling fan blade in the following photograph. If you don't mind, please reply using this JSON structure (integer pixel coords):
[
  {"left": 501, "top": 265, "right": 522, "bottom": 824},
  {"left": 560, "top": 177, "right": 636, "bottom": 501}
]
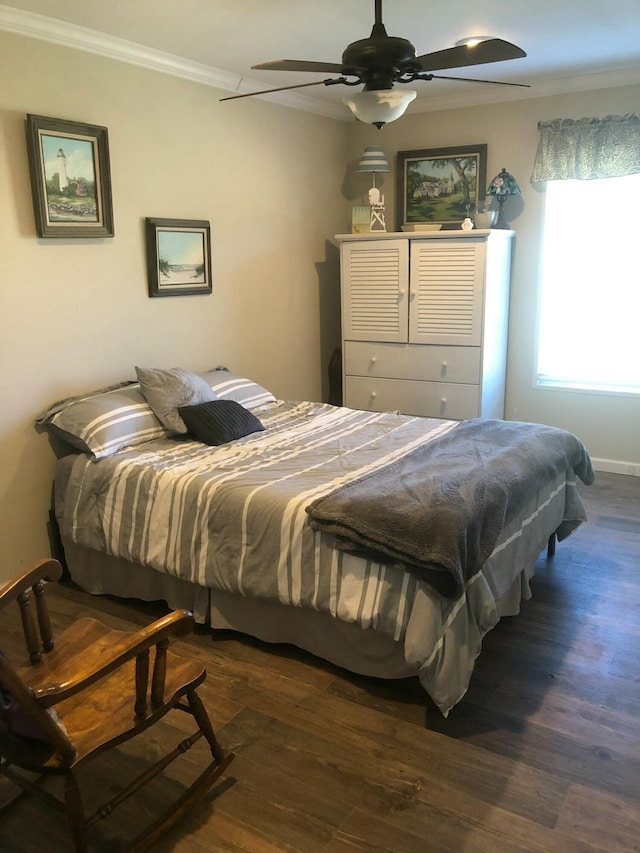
[
  {"left": 430, "top": 74, "right": 530, "bottom": 88},
  {"left": 416, "top": 39, "right": 526, "bottom": 73},
  {"left": 252, "top": 59, "right": 344, "bottom": 74},
  {"left": 220, "top": 79, "right": 341, "bottom": 101}
]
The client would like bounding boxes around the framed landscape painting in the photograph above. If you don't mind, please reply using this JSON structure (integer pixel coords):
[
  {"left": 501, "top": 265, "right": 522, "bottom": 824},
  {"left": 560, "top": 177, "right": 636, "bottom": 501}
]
[
  {"left": 397, "top": 145, "right": 487, "bottom": 230},
  {"left": 146, "top": 218, "right": 212, "bottom": 297},
  {"left": 25, "top": 114, "right": 114, "bottom": 238}
]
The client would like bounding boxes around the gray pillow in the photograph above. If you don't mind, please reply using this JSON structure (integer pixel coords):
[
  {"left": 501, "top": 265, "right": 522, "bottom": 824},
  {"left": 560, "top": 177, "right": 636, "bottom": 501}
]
[
  {"left": 135, "top": 366, "right": 217, "bottom": 434},
  {"left": 200, "top": 368, "right": 276, "bottom": 411},
  {"left": 36, "top": 382, "right": 167, "bottom": 459}
]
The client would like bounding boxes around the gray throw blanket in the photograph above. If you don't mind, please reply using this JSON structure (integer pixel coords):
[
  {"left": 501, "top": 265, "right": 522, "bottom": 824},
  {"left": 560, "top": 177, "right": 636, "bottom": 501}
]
[{"left": 306, "top": 419, "right": 595, "bottom": 599}]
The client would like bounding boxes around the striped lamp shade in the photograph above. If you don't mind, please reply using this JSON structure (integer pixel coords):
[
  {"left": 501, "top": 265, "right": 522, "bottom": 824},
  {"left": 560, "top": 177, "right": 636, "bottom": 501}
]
[{"left": 356, "top": 146, "right": 390, "bottom": 174}]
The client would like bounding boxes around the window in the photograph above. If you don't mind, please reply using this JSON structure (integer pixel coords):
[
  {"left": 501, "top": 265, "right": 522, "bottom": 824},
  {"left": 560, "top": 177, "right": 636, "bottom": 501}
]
[{"left": 536, "top": 174, "right": 640, "bottom": 394}]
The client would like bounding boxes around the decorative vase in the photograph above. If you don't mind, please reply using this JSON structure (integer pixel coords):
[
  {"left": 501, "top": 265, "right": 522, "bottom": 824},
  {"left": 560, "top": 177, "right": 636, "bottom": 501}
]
[{"left": 473, "top": 201, "right": 496, "bottom": 229}]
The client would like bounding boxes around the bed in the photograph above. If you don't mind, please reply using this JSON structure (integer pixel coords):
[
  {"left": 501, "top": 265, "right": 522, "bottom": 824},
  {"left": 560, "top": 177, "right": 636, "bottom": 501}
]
[{"left": 37, "top": 366, "right": 595, "bottom": 715}]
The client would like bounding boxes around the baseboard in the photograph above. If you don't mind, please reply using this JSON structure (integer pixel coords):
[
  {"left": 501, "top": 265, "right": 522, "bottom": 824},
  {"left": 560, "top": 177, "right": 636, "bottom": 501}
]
[{"left": 591, "top": 458, "right": 640, "bottom": 477}]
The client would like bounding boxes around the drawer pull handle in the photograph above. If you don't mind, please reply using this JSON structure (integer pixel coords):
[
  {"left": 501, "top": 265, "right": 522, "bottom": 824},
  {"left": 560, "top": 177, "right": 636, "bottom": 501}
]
[
  {"left": 441, "top": 397, "right": 447, "bottom": 404},
  {"left": 370, "top": 356, "right": 377, "bottom": 364},
  {"left": 441, "top": 361, "right": 448, "bottom": 368},
  {"left": 370, "top": 391, "right": 377, "bottom": 399}
]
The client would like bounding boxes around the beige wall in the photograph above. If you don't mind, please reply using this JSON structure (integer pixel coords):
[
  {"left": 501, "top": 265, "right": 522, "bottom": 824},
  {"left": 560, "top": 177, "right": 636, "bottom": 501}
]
[
  {"left": 1, "top": 31, "right": 348, "bottom": 579},
  {"left": 2, "top": 27, "right": 639, "bottom": 583},
  {"left": 344, "top": 84, "right": 640, "bottom": 475}
]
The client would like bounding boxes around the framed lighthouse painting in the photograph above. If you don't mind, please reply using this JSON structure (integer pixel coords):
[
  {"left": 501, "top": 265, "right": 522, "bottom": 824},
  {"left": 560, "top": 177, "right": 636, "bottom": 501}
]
[{"left": 25, "top": 114, "right": 114, "bottom": 238}]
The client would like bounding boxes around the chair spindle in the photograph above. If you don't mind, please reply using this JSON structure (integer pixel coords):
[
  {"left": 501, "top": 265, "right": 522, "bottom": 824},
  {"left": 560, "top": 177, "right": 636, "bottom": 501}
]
[
  {"left": 134, "top": 649, "right": 149, "bottom": 717},
  {"left": 17, "top": 589, "right": 42, "bottom": 664}
]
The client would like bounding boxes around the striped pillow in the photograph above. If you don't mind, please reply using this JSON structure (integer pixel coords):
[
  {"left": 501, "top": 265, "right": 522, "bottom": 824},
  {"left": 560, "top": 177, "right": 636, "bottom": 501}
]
[
  {"left": 201, "top": 368, "right": 276, "bottom": 411},
  {"left": 36, "top": 382, "right": 167, "bottom": 459}
]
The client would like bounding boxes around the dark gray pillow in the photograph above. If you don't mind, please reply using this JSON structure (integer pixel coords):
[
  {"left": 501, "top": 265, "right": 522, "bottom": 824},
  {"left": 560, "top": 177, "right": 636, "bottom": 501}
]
[{"left": 179, "top": 400, "right": 265, "bottom": 446}]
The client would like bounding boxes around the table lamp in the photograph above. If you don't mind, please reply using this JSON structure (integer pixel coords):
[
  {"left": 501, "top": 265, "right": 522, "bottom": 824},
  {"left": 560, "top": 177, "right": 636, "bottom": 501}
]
[
  {"left": 357, "top": 145, "right": 390, "bottom": 231},
  {"left": 486, "top": 168, "right": 520, "bottom": 229}
]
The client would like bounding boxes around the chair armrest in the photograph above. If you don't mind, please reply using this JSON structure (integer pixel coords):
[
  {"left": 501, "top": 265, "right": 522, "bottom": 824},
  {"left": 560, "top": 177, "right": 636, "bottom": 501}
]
[
  {"left": 33, "top": 610, "right": 196, "bottom": 706},
  {"left": 0, "top": 559, "right": 63, "bottom": 611}
]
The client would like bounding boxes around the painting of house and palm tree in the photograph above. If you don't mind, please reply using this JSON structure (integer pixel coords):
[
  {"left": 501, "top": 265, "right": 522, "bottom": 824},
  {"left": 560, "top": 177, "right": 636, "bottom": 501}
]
[{"left": 398, "top": 145, "right": 487, "bottom": 229}]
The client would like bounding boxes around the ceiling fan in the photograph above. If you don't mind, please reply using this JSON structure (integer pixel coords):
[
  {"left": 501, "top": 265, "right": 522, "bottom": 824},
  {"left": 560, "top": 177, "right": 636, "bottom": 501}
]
[{"left": 221, "top": 0, "right": 528, "bottom": 127}]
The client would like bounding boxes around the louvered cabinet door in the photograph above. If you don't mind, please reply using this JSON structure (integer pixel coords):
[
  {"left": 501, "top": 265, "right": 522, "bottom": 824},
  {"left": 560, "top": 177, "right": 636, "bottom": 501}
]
[
  {"left": 409, "top": 240, "right": 485, "bottom": 345},
  {"left": 341, "top": 239, "right": 409, "bottom": 342},
  {"left": 337, "top": 231, "right": 512, "bottom": 420}
]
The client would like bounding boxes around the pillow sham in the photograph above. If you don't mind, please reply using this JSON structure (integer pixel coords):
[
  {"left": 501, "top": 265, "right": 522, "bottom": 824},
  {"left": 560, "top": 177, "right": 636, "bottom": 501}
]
[
  {"left": 179, "top": 399, "right": 265, "bottom": 446},
  {"left": 135, "top": 366, "right": 217, "bottom": 434},
  {"left": 200, "top": 367, "right": 276, "bottom": 411},
  {"left": 35, "top": 382, "right": 167, "bottom": 460}
]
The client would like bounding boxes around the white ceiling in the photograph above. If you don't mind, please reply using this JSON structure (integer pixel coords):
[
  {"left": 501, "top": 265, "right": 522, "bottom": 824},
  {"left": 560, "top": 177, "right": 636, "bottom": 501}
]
[{"left": 2, "top": 0, "right": 640, "bottom": 119}]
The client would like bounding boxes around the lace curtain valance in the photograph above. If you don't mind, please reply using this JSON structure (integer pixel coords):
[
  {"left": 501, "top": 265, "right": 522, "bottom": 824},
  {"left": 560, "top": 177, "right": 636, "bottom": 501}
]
[{"left": 530, "top": 113, "right": 640, "bottom": 182}]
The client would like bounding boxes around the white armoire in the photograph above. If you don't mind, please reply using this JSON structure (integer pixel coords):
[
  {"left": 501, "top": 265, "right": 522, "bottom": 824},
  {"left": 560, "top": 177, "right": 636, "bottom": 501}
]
[{"left": 337, "top": 230, "right": 514, "bottom": 420}]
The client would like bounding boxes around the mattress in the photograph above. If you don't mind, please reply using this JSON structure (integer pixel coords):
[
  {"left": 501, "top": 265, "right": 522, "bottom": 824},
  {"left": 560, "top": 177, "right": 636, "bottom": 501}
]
[{"left": 54, "top": 401, "right": 591, "bottom": 713}]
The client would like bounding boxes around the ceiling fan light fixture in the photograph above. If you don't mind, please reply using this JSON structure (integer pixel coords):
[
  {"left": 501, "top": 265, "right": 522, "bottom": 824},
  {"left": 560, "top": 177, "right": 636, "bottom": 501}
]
[
  {"left": 454, "top": 35, "right": 495, "bottom": 48},
  {"left": 343, "top": 88, "right": 417, "bottom": 129}
]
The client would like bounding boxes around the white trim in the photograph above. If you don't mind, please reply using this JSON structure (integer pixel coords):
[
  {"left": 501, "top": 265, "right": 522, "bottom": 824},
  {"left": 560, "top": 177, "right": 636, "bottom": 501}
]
[
  {"left": 535, "top": 379, "right": 640, "bottom": 397},
  {"left": 1, "top": 5, "right": 640, "bottom": 120},
  {"left": 0, "top": 4, "right": 347, "bottom": 120},
  {"left": 591, "top": 458, "right": 640, "bottom": 477}
]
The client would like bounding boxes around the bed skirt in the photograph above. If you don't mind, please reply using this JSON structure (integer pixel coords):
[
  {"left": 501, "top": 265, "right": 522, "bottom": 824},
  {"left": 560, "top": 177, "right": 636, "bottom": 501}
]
[
  {"left": 58, "top": 465, "right": 577, "bottom": 713},
  {"left": 61, "top": 538, "right": 538, "bottom": 683}
]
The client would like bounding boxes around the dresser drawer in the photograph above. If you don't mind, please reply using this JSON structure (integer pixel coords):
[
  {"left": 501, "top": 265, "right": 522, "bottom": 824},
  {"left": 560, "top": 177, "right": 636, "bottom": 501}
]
[
  {"left": 344, "top": 341, "right": 481, "bottom": 384},
  {"left": 344, "top": 376, "right": 479, "bottom": 420}
]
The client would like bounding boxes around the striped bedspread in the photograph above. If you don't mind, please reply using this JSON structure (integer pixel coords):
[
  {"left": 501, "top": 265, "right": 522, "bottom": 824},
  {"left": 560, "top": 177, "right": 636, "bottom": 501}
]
[
  {"left": 60, "top": 402, "right": 458, "bottom": 640},
  {"left": 58, "top": 401, "right": 590, "bottom": 711}
]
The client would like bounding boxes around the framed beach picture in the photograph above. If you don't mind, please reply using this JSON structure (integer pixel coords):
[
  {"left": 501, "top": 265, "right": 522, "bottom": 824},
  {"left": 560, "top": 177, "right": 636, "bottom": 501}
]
[
  {"left": 25, "top": 114, "right": 114, "bottom": 238},
  {"left": 396, "top": 144, "right": 487, "bottom": 230},
  {"left": 146, "top": 218, "right": 212, "bottom": 297}
]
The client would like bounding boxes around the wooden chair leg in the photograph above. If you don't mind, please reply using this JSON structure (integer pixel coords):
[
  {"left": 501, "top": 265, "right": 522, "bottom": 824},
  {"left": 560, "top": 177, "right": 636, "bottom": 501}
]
[
  {"left": 187, "top": 690, "right": 226, "bottom": 763},
  {"left": 547, "top": 532, "right": 556, "bottom": 557},
  {"left": 64, "top": 772, "right": 87, "bottom": 853}
]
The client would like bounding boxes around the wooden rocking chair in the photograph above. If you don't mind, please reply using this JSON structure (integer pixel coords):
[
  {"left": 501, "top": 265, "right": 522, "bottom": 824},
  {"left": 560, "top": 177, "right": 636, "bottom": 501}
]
[{"left": 0, "top": 558, "right": 234, "bottom": 851}]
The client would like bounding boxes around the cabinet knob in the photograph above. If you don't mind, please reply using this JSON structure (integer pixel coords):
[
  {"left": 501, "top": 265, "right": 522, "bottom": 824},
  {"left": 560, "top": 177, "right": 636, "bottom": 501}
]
[
  {"left": 441, "top": 397, "right": 447, "bottom": 404},
  {"left": 441, "top": 361, "right": 448, "bottom": 368},
  {"left": 370, "top": 356, "right": 377, "bottom": 364},
  {"left": 370, "top": 391, "right": 377, "bottom": 399},
  {"left": 398, "top": 288, "right": 405, "bottom": 297}
]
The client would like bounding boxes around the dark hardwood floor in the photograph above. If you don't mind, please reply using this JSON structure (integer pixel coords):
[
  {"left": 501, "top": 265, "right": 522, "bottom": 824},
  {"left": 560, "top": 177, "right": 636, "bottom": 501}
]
[{"left": 1, "top": 472, "right": 638, "bottom": 852}]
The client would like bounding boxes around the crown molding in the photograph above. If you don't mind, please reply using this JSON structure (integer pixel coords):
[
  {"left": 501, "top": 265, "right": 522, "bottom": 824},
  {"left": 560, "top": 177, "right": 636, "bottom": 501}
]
[
  {"left": 2, "top": 5, "right": 639, "bottom": 122},
  {"left": 406, "top": 66, "right": 640, "bottom": 115},
  {"left": 0, "top": 4, "right": 349, "bottom": 120}
]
